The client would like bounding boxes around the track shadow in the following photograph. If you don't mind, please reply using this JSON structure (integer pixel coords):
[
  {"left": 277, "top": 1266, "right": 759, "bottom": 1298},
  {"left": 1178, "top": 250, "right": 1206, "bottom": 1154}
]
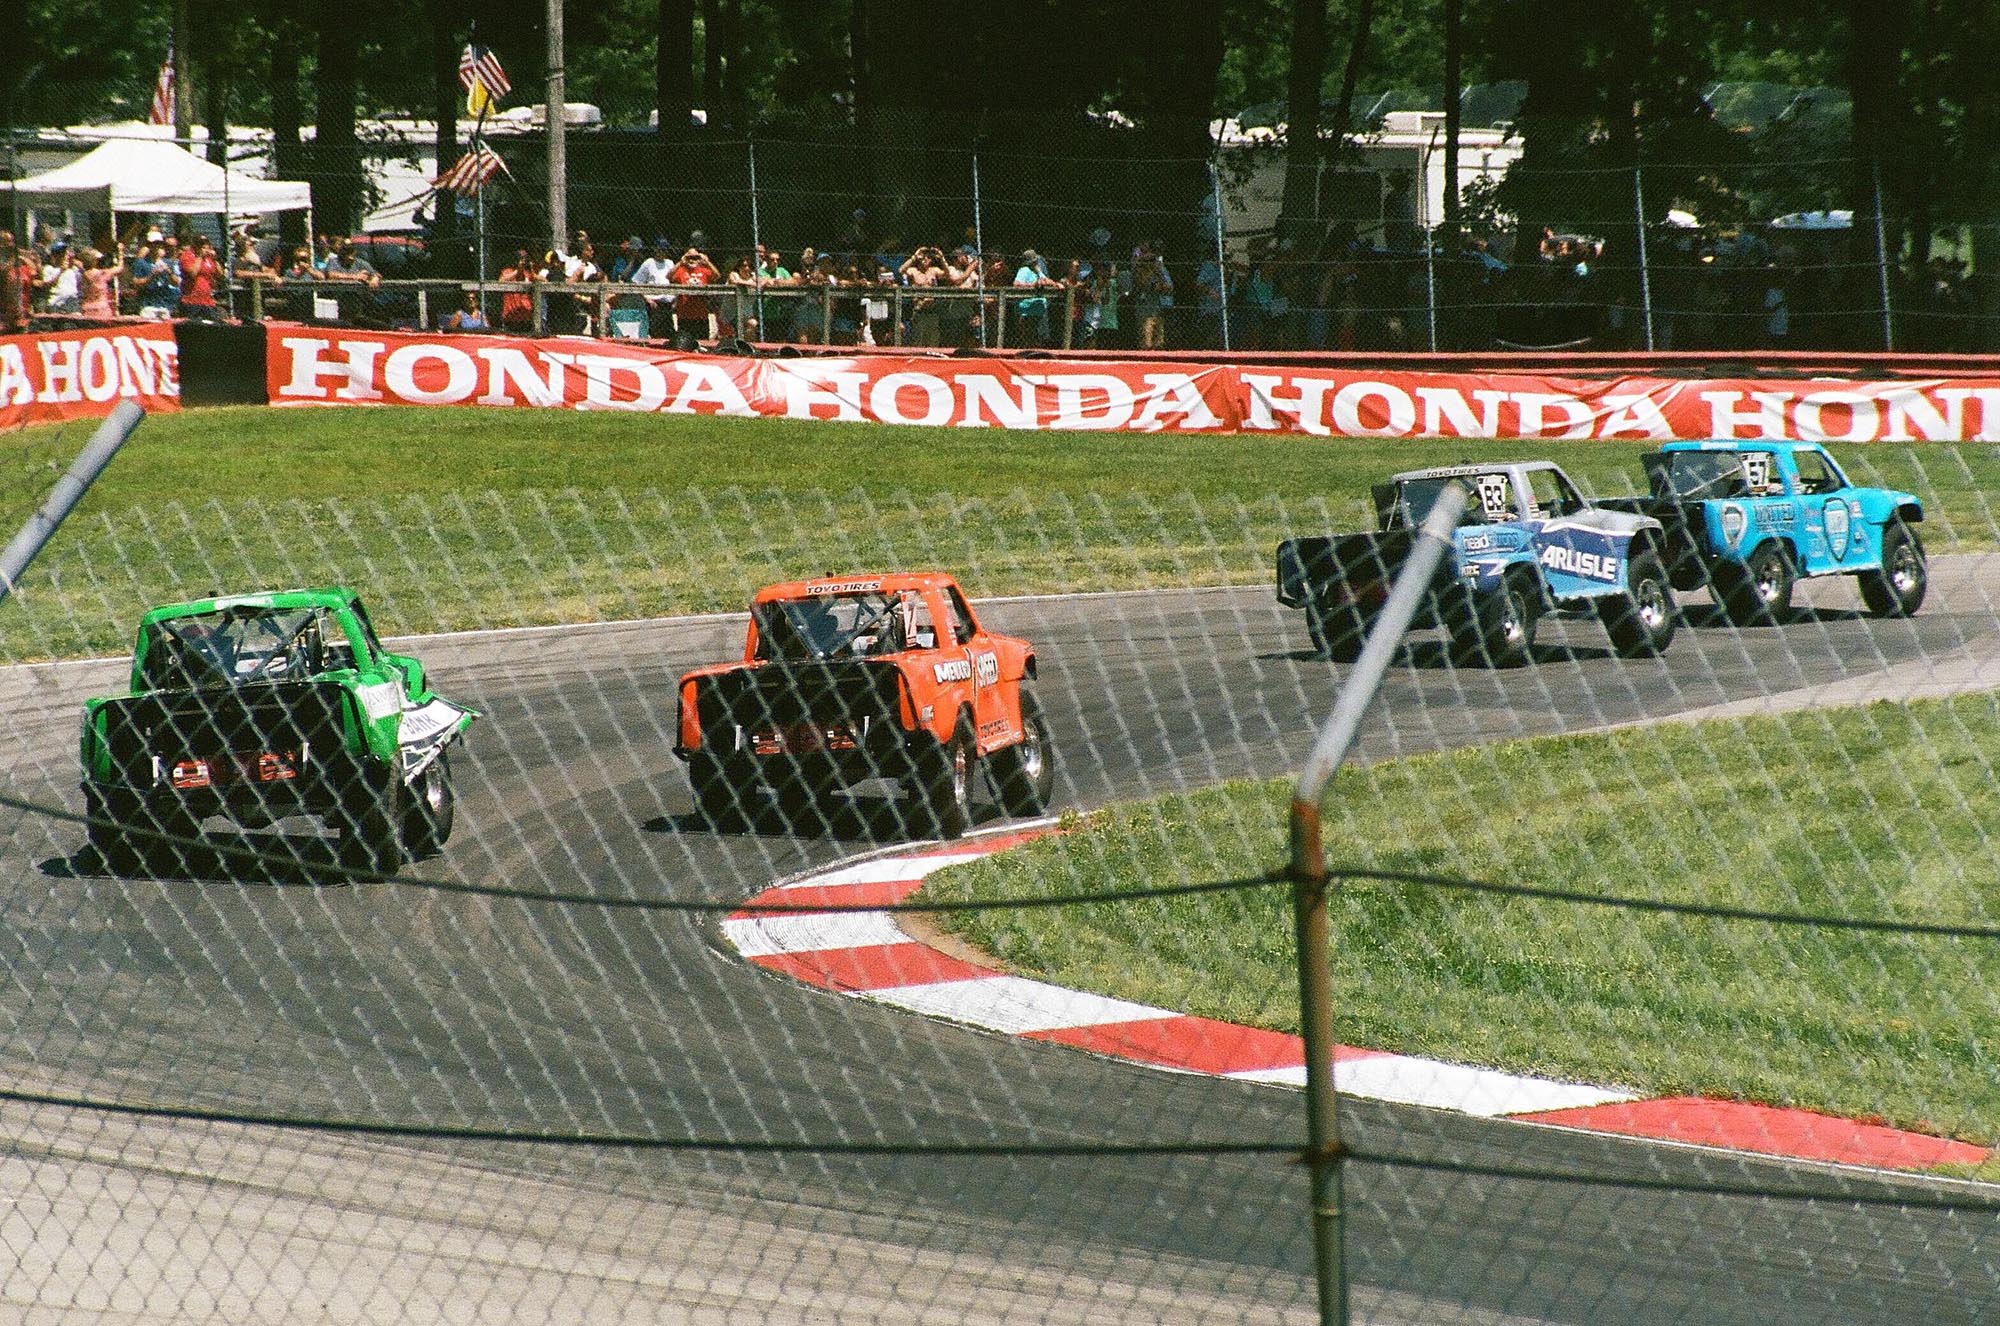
[
  {"left": 1682, "top": 602, "right": 1866, "bottom": 629},
  {"left": 44, "top": 829, "right": 365, "bottom": 886},
  {"left": 1262, "top": 636, "right": 1618, "bottom": 668},
  {"left": 645, "top": 783, "right": 1002, "bottom": 844}
]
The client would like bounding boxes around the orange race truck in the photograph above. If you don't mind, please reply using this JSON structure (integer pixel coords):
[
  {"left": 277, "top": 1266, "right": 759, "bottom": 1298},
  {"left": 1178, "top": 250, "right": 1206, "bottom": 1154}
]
[{"left": 674, "top": 572, "right": 1055, "bottom": 838}]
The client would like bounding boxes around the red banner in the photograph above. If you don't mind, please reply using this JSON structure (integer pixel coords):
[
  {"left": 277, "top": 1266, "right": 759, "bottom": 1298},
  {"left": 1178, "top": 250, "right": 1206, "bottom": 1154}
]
[
  {"left": 1, "top": 324, "right": 182, "bottom": 430},
  {"left": 264, "top": 327, "right": 2000, "bottom": 442}
]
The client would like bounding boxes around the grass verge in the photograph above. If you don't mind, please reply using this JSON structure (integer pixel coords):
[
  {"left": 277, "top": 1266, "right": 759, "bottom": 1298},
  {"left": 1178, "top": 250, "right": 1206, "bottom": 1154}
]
[
  {"left": 922, "top": 695, "right": 2000, "bottom": 1146},
  {"left": 0, "top": 405, "right": 1994, "bottom": 659}
]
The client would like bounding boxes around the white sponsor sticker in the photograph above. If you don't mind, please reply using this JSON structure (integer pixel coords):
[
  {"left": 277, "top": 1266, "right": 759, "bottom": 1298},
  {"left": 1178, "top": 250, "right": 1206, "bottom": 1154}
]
[
  {"left": 356, "top": 681, "right": 404, "bottom": 721},
  {"left": 933, "top": 659, "right": 973, "bottom": 684}
]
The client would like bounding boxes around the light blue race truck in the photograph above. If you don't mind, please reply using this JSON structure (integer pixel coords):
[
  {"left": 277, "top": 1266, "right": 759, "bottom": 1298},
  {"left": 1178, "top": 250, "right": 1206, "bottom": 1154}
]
[
  {"left": 1599, "top": 440, "right": 1927, "bottom": 623},
  {"left": 1276, "top": 461, "right": 1678, "bottom": 666}
]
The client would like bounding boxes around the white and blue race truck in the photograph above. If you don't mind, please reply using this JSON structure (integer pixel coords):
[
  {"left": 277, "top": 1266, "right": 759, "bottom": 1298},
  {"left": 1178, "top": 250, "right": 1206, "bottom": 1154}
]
[{"left": 1276, "top": 461, "right": 1678, "bottom": 666}]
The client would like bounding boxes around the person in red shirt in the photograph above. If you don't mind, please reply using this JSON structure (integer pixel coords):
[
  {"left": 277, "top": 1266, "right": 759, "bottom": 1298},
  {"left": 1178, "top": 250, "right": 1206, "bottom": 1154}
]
[
  {"left": 179, "top": 236, "right": 223, "bottom": 322},
  {"left": 669, "top": 246, "right": 721, "bottom": 340}
]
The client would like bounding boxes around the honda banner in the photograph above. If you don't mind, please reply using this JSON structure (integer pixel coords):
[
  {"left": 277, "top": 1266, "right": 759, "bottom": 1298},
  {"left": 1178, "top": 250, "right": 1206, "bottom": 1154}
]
[
  {"left": 265, "top": 328, "right": 2000, "bottom": 442},
  {"left": 1, "top": 324, "right": 181, "bottom": 430}
]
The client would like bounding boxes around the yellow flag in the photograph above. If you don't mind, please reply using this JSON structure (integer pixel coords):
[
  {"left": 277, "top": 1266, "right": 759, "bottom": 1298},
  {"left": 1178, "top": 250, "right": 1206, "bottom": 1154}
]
[{"left": 467, "top": 80, "right": 495, "bottom": 119}]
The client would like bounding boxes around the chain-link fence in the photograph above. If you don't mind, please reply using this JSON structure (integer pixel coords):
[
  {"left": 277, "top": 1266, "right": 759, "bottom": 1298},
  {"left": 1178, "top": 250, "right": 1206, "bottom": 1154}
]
[
  {"left": 10, "top": 123, "right": 1998, "bottom": 355},
  {"left": 0, "top": 404, "right": 1997, "bottom": 1321}
]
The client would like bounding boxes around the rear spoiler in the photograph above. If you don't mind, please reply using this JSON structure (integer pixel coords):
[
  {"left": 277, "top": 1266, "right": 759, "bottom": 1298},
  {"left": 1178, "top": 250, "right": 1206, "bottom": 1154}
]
[{"left": 1371, "top": 483, "right": 1401, "bottom": 530}]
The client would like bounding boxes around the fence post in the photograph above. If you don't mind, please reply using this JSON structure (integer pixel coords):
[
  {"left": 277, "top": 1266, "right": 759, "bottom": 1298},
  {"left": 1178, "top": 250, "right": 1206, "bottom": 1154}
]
[
  {"left": 748, "top": 137, "right": 765, "bottom": 342},
  {"left": 532, "top": 282, "right": 545, "bottom": 335},
  {"left": 1422, "top": 124, "right": 1439, "bottom": 352},
  {"left": 892, "top": 285, "right": 904, "bottom": 347},
  {"left": 1289, "top": 481, "right": 1468, "bottom": 1326},
  {"left": 1633, "top": 156, "right": 1656, "bottom": 351},
  {"left": 414, "top": 286, "right": 425, "bottom": 330},
  {"left": 1210, "top": 159, "right": 1231, "bottom": 352},
  {"left": 1062, "top": 284, "right": 1075, "bottom": 349},
  {"left": 1872, "top": 160, "right": 1895, "bottom": 352},
  {"left": 972, "top": 150, "right": 987, "bottom": 348},
  {"left": 820, "top": 283, "right": 832, "bottom": 344}
]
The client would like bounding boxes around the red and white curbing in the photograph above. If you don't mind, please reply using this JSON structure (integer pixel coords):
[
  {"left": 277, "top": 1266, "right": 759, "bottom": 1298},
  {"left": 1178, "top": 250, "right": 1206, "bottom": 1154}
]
[{"left": 724, "top": 829, "right": 1988, "bottom": 1172}]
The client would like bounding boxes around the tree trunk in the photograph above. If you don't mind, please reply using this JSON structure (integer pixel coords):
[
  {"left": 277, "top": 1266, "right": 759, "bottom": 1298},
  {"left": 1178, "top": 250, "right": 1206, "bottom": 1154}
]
[
  {"left": 1849, "top": 0, "right": 1906, "bottom": 345},
  {"left": 1278, "top": 0, "right": 1328, "bottom": 249},
  {"left": 311, "top": 16, "right": 365, "bottom": 235},
  {"left": 700, "top": 0, "right": 722, "bottom": 123},
  {"left": 1328, "top": 0, "right": 1376, "bottom": 160},
  {"left": 431, "top": 0, "right": 462, "bottom": 268},
  {"left": 656, "top": 0, "right": 695, "bottom": 133},
  {"left": 271, "top": 18, "right": 304, "bottom": 249},
  {"left": 1442, "top": 0, "right": 1461, "bottom": 250}
]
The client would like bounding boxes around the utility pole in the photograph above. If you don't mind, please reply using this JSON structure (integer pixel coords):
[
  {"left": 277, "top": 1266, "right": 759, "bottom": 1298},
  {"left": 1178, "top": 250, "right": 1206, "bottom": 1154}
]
[{"left": 546, "top": 0, "right": 567, "bottom": 252}]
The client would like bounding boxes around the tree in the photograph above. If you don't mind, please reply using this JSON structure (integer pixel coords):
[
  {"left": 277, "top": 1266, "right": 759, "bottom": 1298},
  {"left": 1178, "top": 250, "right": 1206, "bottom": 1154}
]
[
  {"left": 310, "top": 14, "right": 365, "bottom": 234},
  {"left": 1278, "top": 0, "right": 1329, "bottom": 247},
  {"left": 658, "top": 0, "right": 696, "bottom": 131}
]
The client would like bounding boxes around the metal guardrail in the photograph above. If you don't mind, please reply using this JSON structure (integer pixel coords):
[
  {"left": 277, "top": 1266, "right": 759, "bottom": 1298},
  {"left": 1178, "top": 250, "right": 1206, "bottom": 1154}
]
[{"left": 227, "top": 277, "right": 1086, "bottom": 350}]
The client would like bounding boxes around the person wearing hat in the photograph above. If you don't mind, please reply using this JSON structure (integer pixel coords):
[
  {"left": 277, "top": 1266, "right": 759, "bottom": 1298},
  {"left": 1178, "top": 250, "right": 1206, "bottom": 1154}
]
[
  {"left": 1012, "top": 248, "right": 1062, "bottom": 347},
  {"left": 137, "top": 239, "right": 182, "bottom": 319},
  {"left": 609, "top": 236, "right": 645, "bottom": 283}
]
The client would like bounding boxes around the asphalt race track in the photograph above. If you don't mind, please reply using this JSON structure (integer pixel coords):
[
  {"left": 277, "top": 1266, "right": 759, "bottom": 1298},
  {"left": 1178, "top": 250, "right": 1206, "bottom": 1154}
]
[{"left": 0, "top": 558, "right": 1996, "bottom": 1324}]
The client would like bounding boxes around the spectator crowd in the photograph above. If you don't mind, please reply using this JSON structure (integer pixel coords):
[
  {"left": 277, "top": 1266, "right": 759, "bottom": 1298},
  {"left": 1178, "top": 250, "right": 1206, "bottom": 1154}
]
[{"left": 1, "top": 208, "right": 1988, "bottom": 353}]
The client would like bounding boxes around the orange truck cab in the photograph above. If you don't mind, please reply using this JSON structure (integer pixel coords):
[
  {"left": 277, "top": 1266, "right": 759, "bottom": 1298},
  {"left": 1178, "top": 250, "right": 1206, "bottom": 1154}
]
[{"left": 675, "top": 572, "right": 1054, "bottom": 838}]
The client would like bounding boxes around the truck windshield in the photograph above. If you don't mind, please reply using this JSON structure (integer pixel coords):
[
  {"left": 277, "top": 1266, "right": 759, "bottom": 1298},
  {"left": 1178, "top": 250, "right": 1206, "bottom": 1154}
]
[
  {"left": 1662, "top": 452, "right": 1750, "bottom": 499},
  {"left": 142, "top": 606, "right": 323, "bottom": 689},
  {"left": 754, "top": 592, "right": 901, "bottom": 660},
  {"left": 1398, "top": 477, "right": 1487, "bottom": 527}
]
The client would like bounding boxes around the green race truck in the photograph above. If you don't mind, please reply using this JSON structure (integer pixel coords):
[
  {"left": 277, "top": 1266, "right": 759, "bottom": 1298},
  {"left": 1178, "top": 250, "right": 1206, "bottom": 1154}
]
[{"left": 79, "top": 588, "right": 477, "bottom": 877}]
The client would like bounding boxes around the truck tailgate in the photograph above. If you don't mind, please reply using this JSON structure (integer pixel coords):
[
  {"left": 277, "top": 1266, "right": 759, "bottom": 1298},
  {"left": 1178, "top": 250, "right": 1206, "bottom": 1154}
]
[
  {"left": 1277, "top": 532, "right": 1423, "bottom": 608},
  {"left": 96, "top": 682, "right": 354, "bottom": 786}
]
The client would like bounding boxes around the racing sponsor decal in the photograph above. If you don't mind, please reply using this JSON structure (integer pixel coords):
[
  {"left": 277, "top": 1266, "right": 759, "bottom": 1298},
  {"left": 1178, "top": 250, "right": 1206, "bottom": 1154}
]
[
  {"left": 974, "top": 651, "right": 1000, "bottom": 686},
  {"left": 977, "top": 717, "right": 1012, "bottom": 740},
  {"left": 1752, "top": 504, "right": 1797, "bottom": 529},
  {"left": 265, "top": 330, "right": 2000, "bottom": 442},
  {"left": 1823, "top": 498, "right": 1852, "bottom": 560},
  {"left": 804, "top": 579, "right": 883, "bottom": 595},
  {"left": 1538, "top": 544, "right": 1621, "bottom": 583},
  {"left": 398, "top": 698, "right": 475, "bottom": 780},
  {"left": 355, "top": 681, "right": 404, "bottom": 721},
  {"left": 933, "top": 659, "right": 974, "bottom": 684},
  {"left": 1461, "top": 532, "right": 1495, "bottom": 553},
  {"left": 1720, "top": 505, "right": 1748, "bottom": 546}
]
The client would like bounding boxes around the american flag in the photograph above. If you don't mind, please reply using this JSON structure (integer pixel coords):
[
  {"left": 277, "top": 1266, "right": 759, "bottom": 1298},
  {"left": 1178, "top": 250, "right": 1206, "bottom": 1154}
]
[
  {"left": 458, "top": 44, "right": 510, "bottom": 117},
  {"left": 434, "top": 146, "right": 504, "bottom": 195},
  {"left": 148, "top": 47, "right": 176, "bottom": 126}
]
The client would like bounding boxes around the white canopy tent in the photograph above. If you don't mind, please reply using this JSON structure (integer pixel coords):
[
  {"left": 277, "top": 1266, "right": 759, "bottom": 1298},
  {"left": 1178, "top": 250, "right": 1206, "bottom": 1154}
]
[{"left": 2, "top": 137, "right": 312, "bottom": 244}]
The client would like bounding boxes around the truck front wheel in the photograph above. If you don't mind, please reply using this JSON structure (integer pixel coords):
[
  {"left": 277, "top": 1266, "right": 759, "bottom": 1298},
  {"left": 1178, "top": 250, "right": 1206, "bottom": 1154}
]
[{"left": 1857, "top": 520, "right": 1927, "bottom": 618}]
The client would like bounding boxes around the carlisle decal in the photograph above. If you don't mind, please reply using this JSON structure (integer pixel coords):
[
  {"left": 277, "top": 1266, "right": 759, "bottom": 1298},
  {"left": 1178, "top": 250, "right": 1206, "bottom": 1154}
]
[{"left": 1538, "top": 544, "right": 1622, "bottom": 583}]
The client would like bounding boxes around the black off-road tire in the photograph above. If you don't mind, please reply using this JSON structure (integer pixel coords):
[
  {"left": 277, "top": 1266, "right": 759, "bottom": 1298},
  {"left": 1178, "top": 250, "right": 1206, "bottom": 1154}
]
[
  {"left": 85, "top": 786, "right": 141, "bottom": 876},
  {"left": 908, "top": 722, "right": 974, "bottom": 840},
  {"left": 1857, "top": 520, "right": 1927, "bottom": 618},
  {"left": 1455, "top": 576, "right": 1539, "bottom": 668},
  {"left": 400, "top": 751, "right": 456, "bottom": 858},
  {"left": 1605, "top": 552, "right": 1678, "bottom": 657},
  {"left": 1305, "top": 598, "right": 1369, "bottom": 662},
  {"left": 338, "top": 774, "right": 406, "bottom": 879},
  {"left": 689, "top": 752, "right": 753, "bottom": 830},
  {"left": 992, "top": 690, "right": 1056, "bottom": 818},
  {"left": 1717, "top": 542, "right": 1794, "bottom": 624}
]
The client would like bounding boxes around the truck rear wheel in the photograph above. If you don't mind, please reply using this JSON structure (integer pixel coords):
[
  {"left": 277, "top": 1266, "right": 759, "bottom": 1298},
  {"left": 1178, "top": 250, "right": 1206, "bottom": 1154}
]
[
  {"left": 1306, "top": 598, "right": 1369, "bottom": 663},
  {"left": 689, "top": 752, "right": 751, "bottom": 830},
  {"left": 339, "top": 775, "right": 406, "bottom": 879},
  {"left": 1857, "top": 520, "right": 1927, "bottom": 618},
  {"left": 1605, "top": 552, "right": 1677, "bottom": 657},
  {"left": 85, "top": 787, "right": 141, "bottom": 876},
  {"left": 1717, "top": 543, "right": 1794, "bottom": 624},
  {"left": 909, "top": 723, "right": 973, "bottom": 840},
  {"left": 400, "top": 752, "right": 456, "bottom": 858},
  {"left": 1455, "top": 577, "right": 1538, "bottom": 668},
  {"left": 993, "top": 690, "right": 1055, "bottom": 817}
]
